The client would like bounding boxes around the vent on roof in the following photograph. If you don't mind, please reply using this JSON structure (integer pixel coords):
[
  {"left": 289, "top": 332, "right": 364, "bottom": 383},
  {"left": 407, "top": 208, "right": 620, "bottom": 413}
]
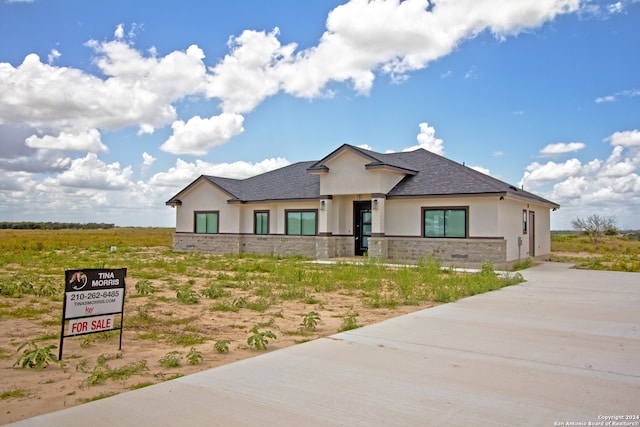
[{"left": 509, "top": 185, "right": 519, "bottom": 191}]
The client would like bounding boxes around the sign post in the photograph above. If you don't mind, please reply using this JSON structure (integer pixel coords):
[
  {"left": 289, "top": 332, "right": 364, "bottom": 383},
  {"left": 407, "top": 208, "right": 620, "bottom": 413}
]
[{"left": 59, "top": 268, "right": 126, "bottom": 360}]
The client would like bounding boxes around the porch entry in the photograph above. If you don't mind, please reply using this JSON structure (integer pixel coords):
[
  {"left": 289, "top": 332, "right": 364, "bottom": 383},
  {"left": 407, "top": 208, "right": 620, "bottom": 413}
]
[{"left": 354, "top": 201, "right": 372, "bottom": 256}]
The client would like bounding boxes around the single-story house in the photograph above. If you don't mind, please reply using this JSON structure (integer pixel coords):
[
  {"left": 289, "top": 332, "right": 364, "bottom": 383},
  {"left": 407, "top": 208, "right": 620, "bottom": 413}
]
[{"left": 166, "top": 144, "right": 559, "bottom": 267}]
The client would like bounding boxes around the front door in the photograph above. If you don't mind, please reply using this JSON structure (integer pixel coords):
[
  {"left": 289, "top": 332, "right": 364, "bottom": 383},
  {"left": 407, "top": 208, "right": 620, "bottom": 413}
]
[
  {"left": 354, "top": 201, "right": 372, "bottom": 256},
  {"left": 529, "top": 211, "right": 536, "bottom": 257}
]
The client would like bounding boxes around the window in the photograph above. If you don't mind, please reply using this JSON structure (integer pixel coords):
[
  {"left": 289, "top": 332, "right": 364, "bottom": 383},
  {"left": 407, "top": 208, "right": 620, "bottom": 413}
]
[
  {"left": 194, "top": 211, "right": 219, "bottom": 234},
  {"left": 254, "top": 211, "right": 269, "bottom": 235},
  {"left": 286, "top": 210, "right": 317, "bottom": 236},
  {"left": 522, "top": 210, "right": 528, "bottom": 234},
  {"left": 423, "top": 208, "right": 467, "bottom": 238}
]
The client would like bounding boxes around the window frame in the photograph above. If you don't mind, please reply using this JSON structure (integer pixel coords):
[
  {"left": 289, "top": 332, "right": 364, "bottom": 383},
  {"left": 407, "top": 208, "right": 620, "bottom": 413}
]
[
  {"left": 285, "top": 209, "right": 318, "bottom": 236},
  {"left": 254, "top": 210, "right": 270, "bottom": 235},
  {"left": 522, "top": 209, "right": 528, "bottom": 234},
  {"left": 422, "top": 207, "right": 468, "bottom": 239},
  {"left": 194, "top": 211, "right": 219, "bottom": 234}
]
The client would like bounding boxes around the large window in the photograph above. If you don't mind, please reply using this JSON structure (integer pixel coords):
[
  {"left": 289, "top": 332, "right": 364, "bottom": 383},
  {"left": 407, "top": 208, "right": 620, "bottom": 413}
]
[
  {"left": 423, "top": 208, "right": 467, "bottom": 238},
  {"left": 286, "top": 210, "right": 317, "bottom": 236},
  {"left": 254, "top": 211, "right": 269, "bottom": 235},
  {"left": 194, "top": 211, "right": 219, "bottom": 234}
]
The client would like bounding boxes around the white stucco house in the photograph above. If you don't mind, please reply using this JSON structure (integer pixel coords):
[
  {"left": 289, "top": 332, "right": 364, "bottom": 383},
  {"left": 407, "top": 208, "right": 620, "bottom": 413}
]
[{"left": 166, "top": 144, "right": 559, "bottom": 267}]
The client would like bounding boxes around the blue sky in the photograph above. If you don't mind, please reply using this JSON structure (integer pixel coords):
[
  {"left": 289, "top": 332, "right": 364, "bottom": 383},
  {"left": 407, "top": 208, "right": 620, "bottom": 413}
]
[{"left": 1, "top": 0, "right": 639, "bottom": 229}]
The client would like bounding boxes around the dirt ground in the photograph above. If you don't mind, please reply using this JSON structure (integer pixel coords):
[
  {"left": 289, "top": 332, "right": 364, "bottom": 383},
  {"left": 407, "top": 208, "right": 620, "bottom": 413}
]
[{"left": 0, "top": 273, "right": 436, "bottom": 425}]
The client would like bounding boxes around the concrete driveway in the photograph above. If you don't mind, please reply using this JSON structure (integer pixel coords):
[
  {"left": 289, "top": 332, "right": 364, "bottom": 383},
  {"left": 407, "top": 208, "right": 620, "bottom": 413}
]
[{"left": 7, "top": 263, "right": 639, "bottom": 426}]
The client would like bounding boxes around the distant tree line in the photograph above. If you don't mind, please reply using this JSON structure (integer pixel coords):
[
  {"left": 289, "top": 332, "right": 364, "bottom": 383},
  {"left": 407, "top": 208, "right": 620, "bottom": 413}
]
[{"left": 0, "top": 222, "right": 115, "bottom": 230}]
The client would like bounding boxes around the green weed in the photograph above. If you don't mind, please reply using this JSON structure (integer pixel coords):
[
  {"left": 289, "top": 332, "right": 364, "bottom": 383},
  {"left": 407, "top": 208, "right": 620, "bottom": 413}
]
[
  {"left": 1, "top": 388, "right": 26, "bottom": 399},
  {"left": 176, "top": 288, "right": 200, "bottom": 305},
  {"left": 185, "top": 347, "right": 203, "bottom": 365},
  {"left": 14, "top": 341, "right": 61, "bottom": 369},
  {"left": 338, "top": 313, "right": 360, "bottom": 332},
  {"left": 301, "top": 311, "right": 320, "bottom": 331},
  {"left": 159, "top": 351, "right": 182, "bottom": 368},
  {"left": 214, "top": 339, "right": 230, "bottom": 353},
  {"left": 247, "top": 327, "right": 276, "bottom": 350}
]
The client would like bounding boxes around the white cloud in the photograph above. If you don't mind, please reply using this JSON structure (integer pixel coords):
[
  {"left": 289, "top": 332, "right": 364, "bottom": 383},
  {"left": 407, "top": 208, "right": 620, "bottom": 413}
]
[
  {"left": 0, "top": 38, "right": 208, "bottom": 145},
  {"left": 151, "top": 157, "right": 291, "bottom": 190},
  {"left": 209, "top": 0, "right": 580, "bottom": 102},
  {"left": 204, "top": 28, "right": 293, "bottom": 113},
  {"left": 521, "top": 158, "right": 583, "bottom": 187},
  {"left": 142, "top": 152, "right": 156, "bottom": 168},
  {"left": 51, "top": 153, "right": 133, "bottom": 190},
  {"left": 25, "top": 129, "right": 107, "bottom": 152},
  {"left": 607, "top": 2, "right": 623, "bottom": 14},
  {"left": 140, "top": 152, "right": 156, "bottom": 176},
  {"left": 114, "top": 24, "right": 125, "bottom": 40},
  {"left": 403, "top": 122, "right": 444, "bottom": 155},
  {"left": 47, "top": 49, "right": 61, "bottom": 65},
  {"left": 605, "top": 129, "right": 640, "bottom": 147},
  {"left": 521, "top": 133, "right": 640, "bottom": 229},
  {"left": 595, "top": 88, "right": 640, "bottom": 103},
  {"left": 595, "top": 95, "right": 616, "bottom": 103},
  {"left": 469, "top": 165, "right": 490, "bottom": 175},
  {"left": 160, "top": 113, "right": 245, "bottom": 156},
  {"left": 1, "top": 2, "right": 582, "bottom": 164},
  {"left": 539, "top": 142, "right": 586, "bottom": 156}
]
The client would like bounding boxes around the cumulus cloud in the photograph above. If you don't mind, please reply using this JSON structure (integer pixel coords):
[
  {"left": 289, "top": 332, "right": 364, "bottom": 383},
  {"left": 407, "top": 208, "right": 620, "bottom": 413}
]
[
  {"left": 25, "top": 129, "right": 107, "bottom": 152},
  {"left": 522, "top": 129, "right": 640, "bottom": 229},
  {"left": 469, "top": 165, "right": 491, "bottom": 175},
  {"left": 0, "top": 1, "right": 592, "bottom": 225},
  {"left": 205, "top": 0, "right": 581, "bottom": 105},
  {"left": 1, "top": 2, "right": 582, "bottom": 159},
  {"left": 47, "top": 49, "right": 61, "bottom": 65},
  {"left": 605, "top": 129, "right": 640, "bottom": 147},
  {"left": 151, "top": 156, "right": 291, "bottom": 189},
  {"left": 204, "top": 28, "right": 293, "bottom": 113},
  {"left": 50, "top": 153, "right": 133, "bottom": 190},
  {"left": 539, "top": 142, "right": 586, "bottom": 156},
  {"left": 160, "top": 113, "right": 245, "bottom": 155},
  {"left": 403, "top": 122, "right": 444, "bottom": 155}
]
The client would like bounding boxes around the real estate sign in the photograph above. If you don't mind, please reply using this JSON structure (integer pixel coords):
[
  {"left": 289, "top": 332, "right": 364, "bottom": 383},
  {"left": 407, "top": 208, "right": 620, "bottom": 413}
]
[{"left": 59, "top": 268, "right": 127, "bottom": 359}]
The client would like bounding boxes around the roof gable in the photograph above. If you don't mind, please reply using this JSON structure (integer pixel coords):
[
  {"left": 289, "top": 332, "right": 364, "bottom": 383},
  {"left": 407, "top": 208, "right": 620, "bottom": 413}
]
[{"left": 307, "top": 144, "right": 418, "bottom": 175}]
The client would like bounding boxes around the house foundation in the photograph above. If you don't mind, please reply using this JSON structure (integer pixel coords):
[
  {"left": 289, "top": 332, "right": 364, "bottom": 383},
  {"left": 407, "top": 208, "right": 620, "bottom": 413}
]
[{"left": 172, "top": 233, "right": 507, "bottom": 267}]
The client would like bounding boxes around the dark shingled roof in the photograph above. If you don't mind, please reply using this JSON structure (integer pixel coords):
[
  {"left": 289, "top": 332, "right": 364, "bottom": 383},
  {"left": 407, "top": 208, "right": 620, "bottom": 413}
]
[
  {"left": 206, "top": 161, "right": 319, "bottom": 202},
  {"left": 166, "top": 144, "right": 558, "bottom": 208}
]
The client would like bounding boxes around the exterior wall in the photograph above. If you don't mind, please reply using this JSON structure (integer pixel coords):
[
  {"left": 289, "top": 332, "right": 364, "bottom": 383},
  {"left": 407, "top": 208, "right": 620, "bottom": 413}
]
[
  {"left": 369, "top": 236, "right": 506, "bottom": 267},
  {"left": 171, "top": 177, "right": 552, "bottom": 265},
  {"left": 498, "top": 198, "right": 553, "bottom": 262},
  {"left": 532, "top": 205, "right": 552, "bottom": 259},
  {"left": 173, "top": 233, "right": 318, "bottom": 258},
  {"left": 319, "top": 150, "right": 405, "bottom": 196},
  {"left": 384, "top": 197, "right": 501, "bottom": 237},
  {"left": 174, "top": 180, "right": 240, "bottom": 233},
  {"left": 172, "top": 233, "right": 503, "bottom": 265}
]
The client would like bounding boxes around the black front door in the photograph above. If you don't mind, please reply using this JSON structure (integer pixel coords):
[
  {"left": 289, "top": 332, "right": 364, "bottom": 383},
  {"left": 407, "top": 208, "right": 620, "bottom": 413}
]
[{"left": 354, "top": 201, "right": 372, "bottom": 256}]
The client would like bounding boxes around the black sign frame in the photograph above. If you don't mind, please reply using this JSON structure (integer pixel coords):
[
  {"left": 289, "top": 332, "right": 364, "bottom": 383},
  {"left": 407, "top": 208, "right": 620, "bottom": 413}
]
[{"left": 59, "top": 268, "right": 127, "bottom": 359}]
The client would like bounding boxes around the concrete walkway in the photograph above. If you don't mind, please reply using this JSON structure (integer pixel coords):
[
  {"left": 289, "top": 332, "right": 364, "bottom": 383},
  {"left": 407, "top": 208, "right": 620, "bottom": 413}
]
[{"left": 8, "top": 263, "right": 639, "bottom": 426}]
